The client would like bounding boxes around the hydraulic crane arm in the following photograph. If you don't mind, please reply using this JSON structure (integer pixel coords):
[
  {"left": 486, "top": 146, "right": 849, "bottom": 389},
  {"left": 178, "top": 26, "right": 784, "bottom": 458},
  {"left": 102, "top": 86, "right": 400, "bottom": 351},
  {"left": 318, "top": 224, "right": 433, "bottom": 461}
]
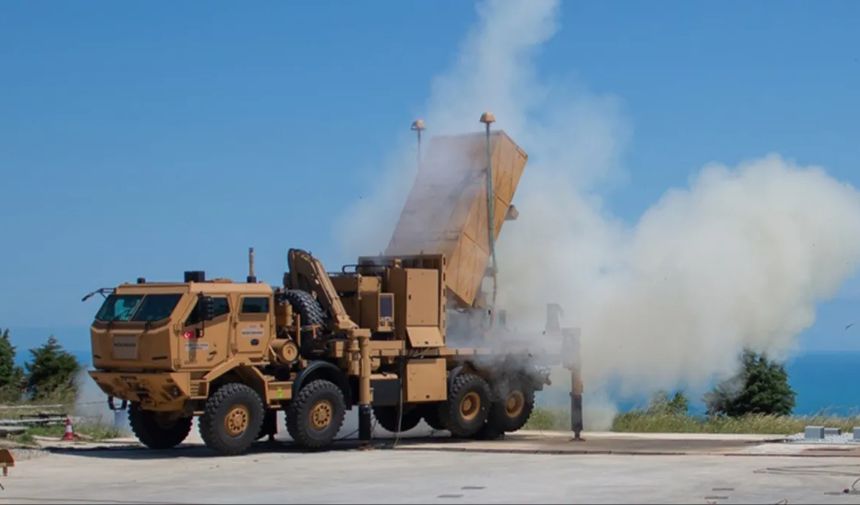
[{"left": 286, "top": 248, "right": 357, "bottom": 331}]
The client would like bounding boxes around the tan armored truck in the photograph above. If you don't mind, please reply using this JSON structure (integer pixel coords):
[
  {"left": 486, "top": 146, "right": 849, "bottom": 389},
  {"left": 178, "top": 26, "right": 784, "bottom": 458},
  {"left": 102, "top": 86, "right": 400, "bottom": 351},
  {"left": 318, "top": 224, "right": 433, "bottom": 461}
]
[{"left": 88, "top": 124, "right": 559, "bottom": 455}]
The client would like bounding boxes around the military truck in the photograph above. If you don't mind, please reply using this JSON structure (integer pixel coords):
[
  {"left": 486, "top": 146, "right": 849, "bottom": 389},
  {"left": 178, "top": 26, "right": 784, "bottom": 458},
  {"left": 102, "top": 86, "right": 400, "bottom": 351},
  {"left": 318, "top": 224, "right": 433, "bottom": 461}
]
[{"left": 88, "top": 121, "right": 558, "bottom": 455}]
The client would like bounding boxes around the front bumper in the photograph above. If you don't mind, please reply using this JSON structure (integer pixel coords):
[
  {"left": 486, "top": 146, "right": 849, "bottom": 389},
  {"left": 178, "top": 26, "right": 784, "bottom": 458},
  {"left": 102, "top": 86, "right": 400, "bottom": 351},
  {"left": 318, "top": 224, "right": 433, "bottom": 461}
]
[{"left": 89, "top": 371, "right": 191, "bottom": 410}]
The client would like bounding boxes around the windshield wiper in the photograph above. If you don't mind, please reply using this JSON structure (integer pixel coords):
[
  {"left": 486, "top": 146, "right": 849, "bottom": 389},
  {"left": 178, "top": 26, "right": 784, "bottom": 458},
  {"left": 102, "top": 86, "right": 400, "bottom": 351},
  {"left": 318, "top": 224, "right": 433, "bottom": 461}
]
[{"left": 81, "top": 287, "right": 115, "bottom": 302}]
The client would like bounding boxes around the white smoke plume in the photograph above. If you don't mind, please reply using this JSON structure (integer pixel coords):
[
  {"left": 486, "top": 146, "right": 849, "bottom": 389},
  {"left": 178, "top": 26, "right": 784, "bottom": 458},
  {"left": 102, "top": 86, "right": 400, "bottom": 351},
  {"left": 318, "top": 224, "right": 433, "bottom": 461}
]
[
  {"left": 337, "top": 0, "right": 860, "bottom": 411},
  {"left": 503, "top": 155, "right": 860, "bottom": 396},
  {"left": 74, "top": 368, "right": 131, "bottom": 434}
]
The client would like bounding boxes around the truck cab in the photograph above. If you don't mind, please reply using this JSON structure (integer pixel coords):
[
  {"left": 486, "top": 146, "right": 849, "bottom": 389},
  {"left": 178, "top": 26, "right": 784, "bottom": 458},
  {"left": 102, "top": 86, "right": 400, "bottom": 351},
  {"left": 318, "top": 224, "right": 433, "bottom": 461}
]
[
  {"left": 89, "top": 271, "right": 281, "bottom": 419},
  {"left": 91, "top": 277, "right": 275, "bottom": 374}
]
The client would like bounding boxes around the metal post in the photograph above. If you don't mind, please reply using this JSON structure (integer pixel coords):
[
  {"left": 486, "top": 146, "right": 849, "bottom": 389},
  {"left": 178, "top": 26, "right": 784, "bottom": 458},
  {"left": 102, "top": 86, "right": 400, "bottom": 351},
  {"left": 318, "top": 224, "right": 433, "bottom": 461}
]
[
  {"left": 562, "top": 328, "right": 585, "bottom": 441},
  {"left": 480, "top": 112, "right": 497, "bottom": 326},
  {"left": 356, "top": 330, "right": 373, "bottom": 443},
  {"left": 261, "top": 410, "right": 277, "bottom": 442},
  {"left": 571, "top": 370, "right": 584, "bottom": 441}
]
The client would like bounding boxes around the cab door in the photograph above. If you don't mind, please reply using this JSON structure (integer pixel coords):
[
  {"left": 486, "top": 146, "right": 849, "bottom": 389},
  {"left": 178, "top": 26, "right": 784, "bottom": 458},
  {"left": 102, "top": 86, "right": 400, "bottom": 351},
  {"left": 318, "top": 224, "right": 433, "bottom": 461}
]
[
  {"left": 235, "top": 295, "right": 272, "bottom": 356},
  {"left": 180, "top": 295, "right": 230, "bottom": 367}
]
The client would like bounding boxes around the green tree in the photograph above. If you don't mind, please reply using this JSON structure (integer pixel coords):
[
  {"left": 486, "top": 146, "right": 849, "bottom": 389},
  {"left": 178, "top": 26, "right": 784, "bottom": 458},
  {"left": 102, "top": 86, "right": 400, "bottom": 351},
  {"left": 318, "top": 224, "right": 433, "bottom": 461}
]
[
  {"left": 25, "top": 336, "right": 80, "bottom": 401},
  {"left": 0, "top": 329, "right": 24, "bottom": 402},
  {"left": 705, "top": 350, "right": 795, "bottom": 417},
  {"left": 647, "top": 390, "right": 689, "bottom": 416}
]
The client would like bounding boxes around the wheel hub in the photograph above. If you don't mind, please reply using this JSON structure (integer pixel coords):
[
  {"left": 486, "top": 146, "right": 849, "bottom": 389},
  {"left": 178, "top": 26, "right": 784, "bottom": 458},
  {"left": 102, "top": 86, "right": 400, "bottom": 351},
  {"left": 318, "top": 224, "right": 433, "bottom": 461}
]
[
  {"left": 505, "top": 390, "right": 525, "bottom": 418},
  {"left": 224, "top": 405, "right": 249, "bottom": 437},
  {"left": 460, "top": 391, "right": 481, "bottom": 421},
  {"left": 309, "top": 400, "right": 333, "bottom": 430}
]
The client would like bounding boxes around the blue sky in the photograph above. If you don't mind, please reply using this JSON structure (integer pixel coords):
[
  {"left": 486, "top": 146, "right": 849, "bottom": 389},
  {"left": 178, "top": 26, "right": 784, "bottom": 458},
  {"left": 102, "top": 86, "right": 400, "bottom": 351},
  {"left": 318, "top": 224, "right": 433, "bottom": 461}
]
[{"left": 1, "top": 1, "right": 859, "bottom": 354}]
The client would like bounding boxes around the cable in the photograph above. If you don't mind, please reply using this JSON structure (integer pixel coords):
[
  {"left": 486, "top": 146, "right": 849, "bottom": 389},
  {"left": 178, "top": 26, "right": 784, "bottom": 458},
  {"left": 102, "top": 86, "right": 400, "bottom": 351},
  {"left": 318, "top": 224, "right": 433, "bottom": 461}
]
[
  {"left": 334, "top": 419, "right": 377, "bottom": 442},
  {"left": 391, "top": 349, "right": 427, "bottom": 448},
  {"left": 393, "top": 353, "right": 408, "bottom": 448}
]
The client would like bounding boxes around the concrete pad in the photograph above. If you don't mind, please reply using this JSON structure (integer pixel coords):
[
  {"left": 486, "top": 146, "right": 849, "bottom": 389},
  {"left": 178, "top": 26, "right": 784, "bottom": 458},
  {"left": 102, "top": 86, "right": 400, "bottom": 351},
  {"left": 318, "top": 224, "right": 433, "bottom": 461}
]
[
  {"left": 12, "top": 429, "right": 860, "bottom": 503},
  {"left": 565, "top": 430, "right": 785, "bottom": 441},
  {"left": 3, "top": 444, "right": 860, "bottom": 504},
  {"left": 394, "top": 431, "right": 792, "bottom": 457}
]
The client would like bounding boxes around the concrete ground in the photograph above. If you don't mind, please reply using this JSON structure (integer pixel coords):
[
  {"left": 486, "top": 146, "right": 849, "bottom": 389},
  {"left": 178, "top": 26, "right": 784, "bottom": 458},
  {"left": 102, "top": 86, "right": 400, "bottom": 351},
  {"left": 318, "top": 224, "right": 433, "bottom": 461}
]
[{"left": 2, "top": 431, "right": 860, "bottom": 504}]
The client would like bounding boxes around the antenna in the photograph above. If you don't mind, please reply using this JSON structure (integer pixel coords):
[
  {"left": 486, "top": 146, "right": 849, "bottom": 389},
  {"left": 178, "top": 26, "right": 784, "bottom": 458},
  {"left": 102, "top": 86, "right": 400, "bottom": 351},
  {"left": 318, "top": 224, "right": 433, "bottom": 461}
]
[
  {"left": 247, "top": 247, "right": 257, "bottom": 283},
  {"left": 480, "top": 111, "right": 497, "bottom": 326},
  {"left": 411, "top": 118, "right": 425, "bottom": 172}
]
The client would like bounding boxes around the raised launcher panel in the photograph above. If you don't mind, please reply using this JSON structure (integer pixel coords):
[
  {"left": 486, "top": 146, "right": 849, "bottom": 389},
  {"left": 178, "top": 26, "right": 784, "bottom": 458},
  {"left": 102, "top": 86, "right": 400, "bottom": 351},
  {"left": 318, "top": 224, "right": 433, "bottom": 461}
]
[{"left": 385, "top": 130, "right": 527, "bottom": 307}]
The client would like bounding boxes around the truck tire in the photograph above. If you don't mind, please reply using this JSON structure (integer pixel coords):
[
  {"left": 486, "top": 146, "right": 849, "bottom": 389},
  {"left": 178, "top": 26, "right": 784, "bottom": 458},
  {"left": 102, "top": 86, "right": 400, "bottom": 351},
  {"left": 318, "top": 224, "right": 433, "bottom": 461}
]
[
  {"left": 128, "top": 403, "right": 192, "bottom": 450},
  {"left": 422, "top": 404, "right": 447, "bottom": 431},
  {"left": 437, "top": 373, "right": 490, "bottom": 438},
  {"left": 286, "top": 379, "right": 346, "bottom": 450},
  {"left": 199, "top": 383, "right": 265, "bottom": 456},
  {"left": 283, "top": 289, "right": 327, "bottom": 326},
  {"left": 486, "top": 380, "right": 535, "bottom": 433},
  {"left": 373, "top": 405, "right": 422, "bottom": 433}
]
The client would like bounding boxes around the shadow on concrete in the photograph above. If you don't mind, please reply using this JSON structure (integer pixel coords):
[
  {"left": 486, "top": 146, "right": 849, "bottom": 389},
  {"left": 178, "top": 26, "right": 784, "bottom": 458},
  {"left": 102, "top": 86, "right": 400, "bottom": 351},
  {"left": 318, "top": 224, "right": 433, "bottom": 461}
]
[
  {"left": 42, "top": 437, "right": 445, "bottom": 460},
  {"left": 41, "top": 432, "right": 817, "bottom": 460}
]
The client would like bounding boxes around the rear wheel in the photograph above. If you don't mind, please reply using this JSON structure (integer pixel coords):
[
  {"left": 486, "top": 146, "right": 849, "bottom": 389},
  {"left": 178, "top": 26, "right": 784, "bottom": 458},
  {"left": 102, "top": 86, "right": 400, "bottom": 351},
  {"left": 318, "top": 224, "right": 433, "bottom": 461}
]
[
  {"left": 286, "top": 379, "right": 346, "bottom": 450},
  {"left": 128, "top": 404, "right": 192, "bottom": 450},
  {"left": 486, "top": 380, "right": 535, "bottom": 433},
  {"left": 373, "top": 405, "right": 422, "bottom": 433},
  {"left": 199, "top": 383, "right": 265, "bottom": 456},
  {"left": 437, "top": 373, "right": 490, "bottom": 437}
]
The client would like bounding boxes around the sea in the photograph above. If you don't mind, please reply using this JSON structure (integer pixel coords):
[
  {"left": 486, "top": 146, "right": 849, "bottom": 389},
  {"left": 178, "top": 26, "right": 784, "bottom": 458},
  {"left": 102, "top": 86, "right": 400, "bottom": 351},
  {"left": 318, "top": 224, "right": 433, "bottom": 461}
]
[
  {"left": 536, "top": 351, "right": 860, "bottom": 417},
  {"left": 784, "top": 351, "right": 860, "bottom": 416}
]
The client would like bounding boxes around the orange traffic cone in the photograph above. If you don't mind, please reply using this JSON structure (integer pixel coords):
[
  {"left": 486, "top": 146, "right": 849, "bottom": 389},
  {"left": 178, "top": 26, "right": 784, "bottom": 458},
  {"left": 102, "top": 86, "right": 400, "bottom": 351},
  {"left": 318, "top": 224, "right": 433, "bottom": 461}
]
[{"left": 62, "top": 416, "right": 75, "bottom": 441}]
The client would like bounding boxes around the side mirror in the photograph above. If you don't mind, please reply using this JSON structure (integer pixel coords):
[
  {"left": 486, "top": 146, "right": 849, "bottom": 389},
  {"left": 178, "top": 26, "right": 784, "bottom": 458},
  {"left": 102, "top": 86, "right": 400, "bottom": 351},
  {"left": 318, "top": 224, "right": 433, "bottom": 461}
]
[{"left": 197, "top": 295, "right": 215, "bottom": 322}]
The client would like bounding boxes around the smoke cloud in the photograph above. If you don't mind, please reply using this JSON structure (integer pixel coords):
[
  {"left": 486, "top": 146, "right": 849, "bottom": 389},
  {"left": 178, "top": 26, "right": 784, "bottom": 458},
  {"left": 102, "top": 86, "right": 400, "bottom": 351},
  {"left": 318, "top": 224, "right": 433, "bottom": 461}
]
[
  {"left": 337, "top": 0, "right": 860, "bottom": 411},
  {"left": 74, "top": 368, "right": 131, "bottom": 434},
  {"left": 503, "top": 155, "right": 860, "bottom": 396}
]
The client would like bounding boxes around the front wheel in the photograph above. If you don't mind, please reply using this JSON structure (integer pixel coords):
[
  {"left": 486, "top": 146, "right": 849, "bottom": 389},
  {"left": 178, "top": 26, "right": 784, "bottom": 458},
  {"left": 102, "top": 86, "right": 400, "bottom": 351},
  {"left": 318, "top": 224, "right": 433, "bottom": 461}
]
[
  {"left": 128, "top": 404, "right": 192, "bottom": 450},
  {"left": 286, "top": 379, "right": 346, "bottom": 450},
  {"left": 199, "top": 383, "right": 265, "bottom": 456}
]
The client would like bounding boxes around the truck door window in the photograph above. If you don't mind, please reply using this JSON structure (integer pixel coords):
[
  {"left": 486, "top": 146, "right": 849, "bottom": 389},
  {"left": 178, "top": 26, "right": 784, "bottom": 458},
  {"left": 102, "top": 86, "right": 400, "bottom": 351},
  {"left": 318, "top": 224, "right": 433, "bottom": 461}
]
[
  {"left": 185, "top": 297, "right": 230, "bottom": 326},
  {"left": 241, "top": 297, "right": 269, "bottom": 314}
]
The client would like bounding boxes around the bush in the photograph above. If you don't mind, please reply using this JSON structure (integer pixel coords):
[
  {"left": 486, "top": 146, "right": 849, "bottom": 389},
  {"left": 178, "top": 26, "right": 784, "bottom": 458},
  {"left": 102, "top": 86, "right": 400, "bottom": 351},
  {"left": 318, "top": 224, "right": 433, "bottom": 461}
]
[
  {"left": 612, "top": 411, "right": 701, "bottom": 433},
  {"left": 612, "top": 412, "right": 860, "bottom": 435},
  {"left": 524, "top": 407, "right": 569, "bottom": 431},
  {"left": 646, "top": 390, "right": 689, "bottom": 416}
]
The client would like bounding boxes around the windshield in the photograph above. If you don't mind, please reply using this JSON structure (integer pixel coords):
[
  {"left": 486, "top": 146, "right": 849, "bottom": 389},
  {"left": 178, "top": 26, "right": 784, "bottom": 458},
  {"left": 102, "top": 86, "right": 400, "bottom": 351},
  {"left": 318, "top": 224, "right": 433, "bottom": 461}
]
[{"left": 95, "top": 294, "right": 182, "bottom": 322}]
